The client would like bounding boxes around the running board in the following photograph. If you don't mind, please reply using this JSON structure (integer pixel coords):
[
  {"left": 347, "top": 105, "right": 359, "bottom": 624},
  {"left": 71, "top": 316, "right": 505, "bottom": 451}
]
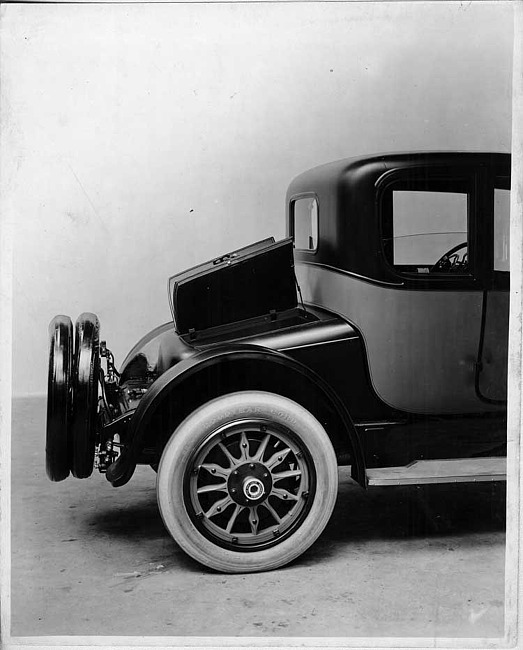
[{"left": 366, "top": 457, "right": 506, "bottom": 486}]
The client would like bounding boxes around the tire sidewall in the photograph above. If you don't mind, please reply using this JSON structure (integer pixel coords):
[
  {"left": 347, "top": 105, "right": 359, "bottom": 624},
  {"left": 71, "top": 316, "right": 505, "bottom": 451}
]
[
  {"left": 157, "top": 391, "right": 338, "bottom": 573},
  {"left": 71, "top": 313, "right": 100, "bottom": 479}
]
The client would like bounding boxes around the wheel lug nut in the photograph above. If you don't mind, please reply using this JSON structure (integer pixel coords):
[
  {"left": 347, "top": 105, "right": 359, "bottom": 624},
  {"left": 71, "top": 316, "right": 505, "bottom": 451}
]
[
  {"left": 249, "top": 463, "right": 254, "bottom": 469},
  {"left": 233, "top": 470, "right": 238, "bottom": 475},
  {"left": 231, "top": 488, "right": 236, "bottom": 493},
  {"left": 263, "top": 473, "right": 268, "bottom": 478}
]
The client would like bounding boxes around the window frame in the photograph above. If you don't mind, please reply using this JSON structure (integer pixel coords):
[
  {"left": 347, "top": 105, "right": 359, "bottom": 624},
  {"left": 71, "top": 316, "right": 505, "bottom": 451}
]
[{"left": 377, "top": 166, "right": 486, "bottom": 289}]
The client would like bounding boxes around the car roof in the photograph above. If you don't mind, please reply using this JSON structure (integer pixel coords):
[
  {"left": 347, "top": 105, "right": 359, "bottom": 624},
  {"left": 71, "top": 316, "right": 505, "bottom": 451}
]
[{"left": 287, "top": 151, "right": 510, "bottom": 198}]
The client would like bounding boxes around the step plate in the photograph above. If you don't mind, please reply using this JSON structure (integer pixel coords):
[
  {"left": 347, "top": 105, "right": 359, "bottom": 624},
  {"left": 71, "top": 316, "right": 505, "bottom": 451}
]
[{"left": 366, "top": 457, "right": 506, "bottom": 486}]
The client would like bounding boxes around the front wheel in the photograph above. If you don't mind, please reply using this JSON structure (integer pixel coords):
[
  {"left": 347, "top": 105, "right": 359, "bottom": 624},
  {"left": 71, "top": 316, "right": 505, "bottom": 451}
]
[{"left": 157, "top": 391, "right": 338, "bottom": 573}]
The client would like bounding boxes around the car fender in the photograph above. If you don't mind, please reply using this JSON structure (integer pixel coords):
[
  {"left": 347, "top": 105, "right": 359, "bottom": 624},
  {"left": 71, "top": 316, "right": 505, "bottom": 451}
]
[{"left": 106, "top": 343, "right": 365, "bottom": 487}]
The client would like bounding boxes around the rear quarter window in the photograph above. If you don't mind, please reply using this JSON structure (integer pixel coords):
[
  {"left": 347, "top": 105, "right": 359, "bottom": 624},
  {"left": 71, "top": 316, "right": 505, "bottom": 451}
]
[{"left": 291, "top": 196, "right": 318, "bottom": 252}]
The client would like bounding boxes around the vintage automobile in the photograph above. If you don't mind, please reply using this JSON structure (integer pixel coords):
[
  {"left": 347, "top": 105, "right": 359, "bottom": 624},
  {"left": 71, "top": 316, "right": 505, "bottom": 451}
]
[{"left": 47, "top": 151, "right": 510, "bottom": 573}]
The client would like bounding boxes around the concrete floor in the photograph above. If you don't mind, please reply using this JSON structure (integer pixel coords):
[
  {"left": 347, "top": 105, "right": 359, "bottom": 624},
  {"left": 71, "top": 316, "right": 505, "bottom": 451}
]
[{"left": 10, "top": 396, "right": 506, "bottom": 639}]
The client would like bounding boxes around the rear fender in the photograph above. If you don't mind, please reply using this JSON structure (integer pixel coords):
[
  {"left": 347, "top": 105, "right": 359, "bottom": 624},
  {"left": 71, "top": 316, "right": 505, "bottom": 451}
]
[{"left": 106, "top": 344, "right": 365, "bottom": 487}]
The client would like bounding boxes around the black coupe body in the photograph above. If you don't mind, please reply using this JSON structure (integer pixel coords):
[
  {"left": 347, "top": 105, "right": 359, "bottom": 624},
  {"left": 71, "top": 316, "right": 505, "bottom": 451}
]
[{"left": 47, "top": 151, "right": 510, "bottom": 572}]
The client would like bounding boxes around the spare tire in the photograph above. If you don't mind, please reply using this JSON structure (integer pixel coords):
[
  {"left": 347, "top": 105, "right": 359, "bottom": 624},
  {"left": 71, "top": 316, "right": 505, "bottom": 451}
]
[
  {"left": 71, "top": 313, "right": 100, "bottom": 478},
  {"left": 46, "top": 315, "right": 73, "bottom": 481}
]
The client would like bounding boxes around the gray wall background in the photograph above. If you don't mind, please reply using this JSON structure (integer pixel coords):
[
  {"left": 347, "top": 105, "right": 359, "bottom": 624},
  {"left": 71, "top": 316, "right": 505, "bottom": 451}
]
[{"left": 2, "top": 1, "right": 514, "bottom": 396}]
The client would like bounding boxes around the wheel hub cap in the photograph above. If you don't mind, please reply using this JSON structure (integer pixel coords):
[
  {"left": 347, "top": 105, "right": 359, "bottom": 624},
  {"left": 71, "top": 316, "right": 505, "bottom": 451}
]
[
  {"left": 186, "top": 419, "right": 314, "bottom": 550},
  {"left": 244, "top": 477, "right": 264, "bottom": 500},
  {"left": 228, "top": 462, "right": 272, "bottom": 506}
]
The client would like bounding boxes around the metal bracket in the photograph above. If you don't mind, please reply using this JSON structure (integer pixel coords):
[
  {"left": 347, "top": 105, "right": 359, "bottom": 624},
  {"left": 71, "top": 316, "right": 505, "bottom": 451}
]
[{"left": 102, "top": 409, "right": 136, "bottom": 436}]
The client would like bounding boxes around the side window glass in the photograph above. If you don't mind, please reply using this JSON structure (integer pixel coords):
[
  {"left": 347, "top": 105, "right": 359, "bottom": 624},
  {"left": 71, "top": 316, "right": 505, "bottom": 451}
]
[
  {"left": 292, "top": 197, "right": 318, "bottom": 251},
  {"left": 385, "top": 190, "right": 469, "bottom": 275},
  {"left": 494, "top": 188, "right": 510, "bottom": 272}
]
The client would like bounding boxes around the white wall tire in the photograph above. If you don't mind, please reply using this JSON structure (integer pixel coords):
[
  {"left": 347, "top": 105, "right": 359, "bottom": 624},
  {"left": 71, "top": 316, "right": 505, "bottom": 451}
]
[{"left": 157, "top": 391, "right": 338, "bottom": 573}]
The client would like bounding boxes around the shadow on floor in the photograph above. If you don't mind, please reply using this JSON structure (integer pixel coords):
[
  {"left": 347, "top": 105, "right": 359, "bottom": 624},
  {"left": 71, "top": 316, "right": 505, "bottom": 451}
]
[{"left": 84, "top": 471, "right": 506, "bottom": 573}]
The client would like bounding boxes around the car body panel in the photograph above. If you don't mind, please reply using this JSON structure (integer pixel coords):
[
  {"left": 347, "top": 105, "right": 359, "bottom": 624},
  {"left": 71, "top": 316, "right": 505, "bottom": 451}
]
[
  {"left": 477, "top": 290, "right": 509, "bottom": 402},
  {"left": 295, "top": 262, "right": 506, "bottom": 414},
  {"left": 107, "top": 341, "right": 366, "bottom": 487}
]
